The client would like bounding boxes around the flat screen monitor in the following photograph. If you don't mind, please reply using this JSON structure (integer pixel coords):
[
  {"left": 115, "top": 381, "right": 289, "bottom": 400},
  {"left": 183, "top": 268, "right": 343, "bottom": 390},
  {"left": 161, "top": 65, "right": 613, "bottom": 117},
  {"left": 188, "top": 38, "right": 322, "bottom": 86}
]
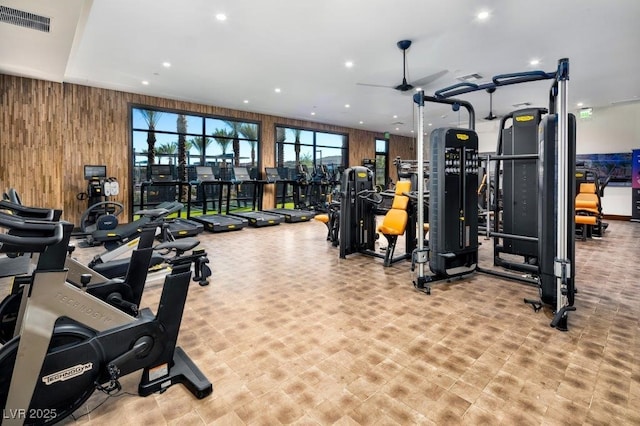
[
  {"left": 233, "top": 167, "right": 251, "bottom": 181},
  {"left": 150, "top": 164, "right": 173, "bottom": 177},
  {"left": 84, "top": 165, "right": 107, "bottom": 180},
  {"left": 196, "top": 166, "right": 215, "bottom": 181},
  {"left": 264, "top": 167, "right": 281, "bottom": 182}
]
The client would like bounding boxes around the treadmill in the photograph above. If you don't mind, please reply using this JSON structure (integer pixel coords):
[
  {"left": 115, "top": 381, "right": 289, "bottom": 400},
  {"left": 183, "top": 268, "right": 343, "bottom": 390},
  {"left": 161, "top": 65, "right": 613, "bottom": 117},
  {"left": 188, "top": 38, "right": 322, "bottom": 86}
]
[
  {"left": 264, "top": 167, "right": 315, "bottom": 223},
  {"left": 187, "top": 166, "right": 247, "bottom": 232},
  {"left": 141, "top": 165, "right": 205, "bottom": 239},
  {"left": 226, "top": 167, "right": 284, "bottom": 227}
]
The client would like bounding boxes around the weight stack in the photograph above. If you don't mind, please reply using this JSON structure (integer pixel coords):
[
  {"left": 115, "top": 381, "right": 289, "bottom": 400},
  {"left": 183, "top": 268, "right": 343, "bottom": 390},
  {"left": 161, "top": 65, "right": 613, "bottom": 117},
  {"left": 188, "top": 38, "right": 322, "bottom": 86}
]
[
  {"left": 538, "top": 113, "right": 576, "bottom": 306},
  {"left": 502, "top": 108, "right": 546, "bottom": 258},
  {"left": 429, "top": 128, "right": 479, "bottom": 278}
]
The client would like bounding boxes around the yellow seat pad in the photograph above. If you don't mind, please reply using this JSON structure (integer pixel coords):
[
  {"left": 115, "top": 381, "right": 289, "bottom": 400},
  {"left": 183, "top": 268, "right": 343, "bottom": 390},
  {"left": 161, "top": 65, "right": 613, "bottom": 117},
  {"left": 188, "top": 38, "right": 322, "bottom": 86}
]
[{"left": 378, "top": 209, "right": 408, "bottom": 235}]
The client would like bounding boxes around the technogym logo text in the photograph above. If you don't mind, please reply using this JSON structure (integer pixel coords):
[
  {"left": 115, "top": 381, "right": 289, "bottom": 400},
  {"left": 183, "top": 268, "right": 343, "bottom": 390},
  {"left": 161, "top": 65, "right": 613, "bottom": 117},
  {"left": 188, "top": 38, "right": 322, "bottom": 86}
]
[
  {"left": 42, "top": 363, "right": 93, "bottom": 385},
  {"left": 55, "top": 292, "right": 114, "bottom": 324}
]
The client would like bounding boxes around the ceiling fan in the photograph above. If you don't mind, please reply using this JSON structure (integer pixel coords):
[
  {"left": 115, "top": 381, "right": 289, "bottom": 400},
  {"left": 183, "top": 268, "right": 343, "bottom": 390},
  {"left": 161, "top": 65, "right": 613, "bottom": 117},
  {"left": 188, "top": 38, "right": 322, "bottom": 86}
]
[
  {"left": 484, "top": 87, "right": 499, "bottom": 120},
  {"left": 357, "top": 40, "right": 448, "bottom": 94}
]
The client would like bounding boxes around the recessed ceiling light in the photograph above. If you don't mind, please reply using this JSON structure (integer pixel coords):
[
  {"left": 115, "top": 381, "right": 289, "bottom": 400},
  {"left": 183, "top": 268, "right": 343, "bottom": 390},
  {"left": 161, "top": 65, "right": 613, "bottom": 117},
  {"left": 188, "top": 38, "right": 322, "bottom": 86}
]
[
  {"left": 577, "top": 102, "right": 584, "bottom": 107},
  {"left": 311, "top": 112, "right": 316, "bottom": 116},
  {"left": 162, "top": 62, "right": 171, "bottom": 68},
  {"left": 410, "top": 130, "right": 414, "bottom": 133},
  {"left": 530, "top": 59, "right": 540, "bottom": 66},
  {"left": 345, "top": 104, "right": 350, "bottom": 108},
  {"left": 395, "top": 127, "right": 400, "bottom": 131},
  {"left": 477, "top": 10, "right": 490, "bottom": 20},
  {"left": 345, "top": 61, "right": 354, "bottom": 68},
  {"left": 141, "top": 80, "right": 149, "bottom": 85},
  {"left": 274, "top": 88, "right": 281, "bottom": 93},
  {"left": 359, "top": 121, "right": 364, "bottom": 124},
  {"left": 393, "top": 115, "right": 398, "bottom": 119},
  {"left": 215, "top": 13, "right": 227, "bottom": 21},
  {"left": 415, "top": 87, "right": 422, "bottom": 92},
  {"left": 428, "top": 123, "right": 433, "bottom": 126},
  {"left": 243, "top": 100, "right": 249, "bottom": 104}
]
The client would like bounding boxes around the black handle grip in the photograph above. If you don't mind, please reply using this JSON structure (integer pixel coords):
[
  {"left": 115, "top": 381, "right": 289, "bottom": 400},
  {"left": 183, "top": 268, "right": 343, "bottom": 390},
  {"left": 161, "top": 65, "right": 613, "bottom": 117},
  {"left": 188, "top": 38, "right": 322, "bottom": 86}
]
[
  {"left": 0, "top": 213, "right": 64, "bottom": 249},
  {"left": 0, "top": 200, "right": 55, "bottom": 220}
]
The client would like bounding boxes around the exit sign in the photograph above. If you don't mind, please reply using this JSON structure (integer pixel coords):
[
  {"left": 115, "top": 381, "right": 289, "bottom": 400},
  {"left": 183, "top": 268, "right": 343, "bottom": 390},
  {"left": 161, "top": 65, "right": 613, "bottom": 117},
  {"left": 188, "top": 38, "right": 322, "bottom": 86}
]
[{"left": 579, "top": 108, "right": 593, "bottom": 119}]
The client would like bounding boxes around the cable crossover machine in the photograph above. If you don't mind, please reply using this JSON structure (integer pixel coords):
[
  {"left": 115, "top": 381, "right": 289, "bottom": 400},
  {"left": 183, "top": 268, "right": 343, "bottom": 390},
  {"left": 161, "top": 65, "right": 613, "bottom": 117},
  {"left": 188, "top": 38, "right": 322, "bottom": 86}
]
[{"left": 411, "top": 58, "right": 576, "bottom": 331}]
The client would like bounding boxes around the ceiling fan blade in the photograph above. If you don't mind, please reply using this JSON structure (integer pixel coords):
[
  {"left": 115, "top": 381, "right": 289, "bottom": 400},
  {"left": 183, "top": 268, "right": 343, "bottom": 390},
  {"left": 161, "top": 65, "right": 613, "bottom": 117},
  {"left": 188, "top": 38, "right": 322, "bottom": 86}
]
[
  {"left": 410, "top": 69, "right": 449, "bottom": 88},
  {"left": 356, "top": 82, "right": 394, "bottom": 89}
]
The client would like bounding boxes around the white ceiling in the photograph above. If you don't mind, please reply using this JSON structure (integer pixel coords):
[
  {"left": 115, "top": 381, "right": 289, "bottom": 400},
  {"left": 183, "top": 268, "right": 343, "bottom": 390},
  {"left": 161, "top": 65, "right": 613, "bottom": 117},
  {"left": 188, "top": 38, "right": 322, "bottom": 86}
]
[{"left": 1, "top": 0, "right": 639, "bottom": 137}]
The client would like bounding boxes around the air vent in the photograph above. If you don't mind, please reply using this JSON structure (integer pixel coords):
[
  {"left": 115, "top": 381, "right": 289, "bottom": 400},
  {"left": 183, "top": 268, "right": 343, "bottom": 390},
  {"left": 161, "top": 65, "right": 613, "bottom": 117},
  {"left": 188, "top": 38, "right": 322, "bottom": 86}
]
[
  {"left": 0, "top": 5, "right": 50, "bottom": 33},
  {"left": 456, "top": 73, "right": 483, "bottom": 82},
  {"left": 391, "top": 121, "right": 404, "bottom": 125},
  {"left": 512, "top": 102, "right": 532, "bottom": 108}
]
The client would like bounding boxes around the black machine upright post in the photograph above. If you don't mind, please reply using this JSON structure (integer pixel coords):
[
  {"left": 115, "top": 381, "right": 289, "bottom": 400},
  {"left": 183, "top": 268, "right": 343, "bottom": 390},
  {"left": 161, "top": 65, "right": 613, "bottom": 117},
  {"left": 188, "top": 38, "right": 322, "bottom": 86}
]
[{"left": 543, "top": 59, "right": 576, "bottom": 331}]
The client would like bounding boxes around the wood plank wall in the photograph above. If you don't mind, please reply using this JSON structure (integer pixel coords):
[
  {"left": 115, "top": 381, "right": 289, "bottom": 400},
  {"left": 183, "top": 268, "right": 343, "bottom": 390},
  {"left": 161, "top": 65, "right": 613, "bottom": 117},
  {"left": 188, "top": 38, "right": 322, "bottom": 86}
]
[
  {"left": 0, "top": 77, "right": 64, "bottom": 209},
  {"left": 1, "top": 74, "right": 415, "bottom": 225}
]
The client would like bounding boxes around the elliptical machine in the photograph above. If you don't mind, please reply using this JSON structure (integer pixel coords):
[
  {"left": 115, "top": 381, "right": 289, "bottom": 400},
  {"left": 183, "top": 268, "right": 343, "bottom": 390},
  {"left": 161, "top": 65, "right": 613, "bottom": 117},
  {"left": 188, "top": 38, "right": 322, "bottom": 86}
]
[
  {"left": 76, "top": 165, "right": 124, "bottom": 235},
  {"left": 0, "top": 214, "right": 212, "bottom": 425}
]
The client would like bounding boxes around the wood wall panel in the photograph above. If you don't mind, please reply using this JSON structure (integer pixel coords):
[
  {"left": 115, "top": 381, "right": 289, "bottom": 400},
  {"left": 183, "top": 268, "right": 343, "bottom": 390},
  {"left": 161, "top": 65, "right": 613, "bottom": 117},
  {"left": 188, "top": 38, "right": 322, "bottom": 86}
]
[
  {"left": 62, "top": 84, "right": 132, "bottom": 223},
  {"left": 0, "top": 75, "right": 64, "bottom": 211},
  {"left": 1, "top": 73, "right": 417, "bottom": 225}
]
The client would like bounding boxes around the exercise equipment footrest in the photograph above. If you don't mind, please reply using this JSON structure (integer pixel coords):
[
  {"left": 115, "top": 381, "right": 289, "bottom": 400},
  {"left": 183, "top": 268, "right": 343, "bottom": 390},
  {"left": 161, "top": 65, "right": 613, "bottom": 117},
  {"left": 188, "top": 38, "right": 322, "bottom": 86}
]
[{"left": 138, "top": 346, "right": 213, "bottom": 399}]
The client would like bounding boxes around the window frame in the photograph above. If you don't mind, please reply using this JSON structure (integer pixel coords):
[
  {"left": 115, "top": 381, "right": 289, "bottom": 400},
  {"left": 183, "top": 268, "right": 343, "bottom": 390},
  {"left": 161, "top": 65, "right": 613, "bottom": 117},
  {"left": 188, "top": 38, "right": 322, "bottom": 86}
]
[
  {"left": 129, "top": 104, "right": 261, "bottom": 216},
  {"left": 274, "top": 124, "right": 349, "bottom": 175}
]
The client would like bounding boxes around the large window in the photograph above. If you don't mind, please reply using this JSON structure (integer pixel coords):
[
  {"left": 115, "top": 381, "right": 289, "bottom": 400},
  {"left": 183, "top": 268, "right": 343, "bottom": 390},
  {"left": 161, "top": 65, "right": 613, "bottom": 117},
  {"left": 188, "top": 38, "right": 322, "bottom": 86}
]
[
  {"left": 131, "top": 106, "right": 260, "bottom": 208},
  {"left": 275, "top": 126, "right": 347, "bottom": 180}
]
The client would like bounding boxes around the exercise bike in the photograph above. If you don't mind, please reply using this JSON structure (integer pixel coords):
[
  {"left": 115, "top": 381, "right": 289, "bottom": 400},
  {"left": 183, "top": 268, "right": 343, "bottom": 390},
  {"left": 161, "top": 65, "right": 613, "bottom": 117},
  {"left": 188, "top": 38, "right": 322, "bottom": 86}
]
[
  {"left": 0, "top": 214, "right": 212, "bottom": 425},
  {"left": 0, "top": 216, "right": 155, "bottom": 344},
  {"left": 0, "top": 197, "right": 211, "bottom": 286}
]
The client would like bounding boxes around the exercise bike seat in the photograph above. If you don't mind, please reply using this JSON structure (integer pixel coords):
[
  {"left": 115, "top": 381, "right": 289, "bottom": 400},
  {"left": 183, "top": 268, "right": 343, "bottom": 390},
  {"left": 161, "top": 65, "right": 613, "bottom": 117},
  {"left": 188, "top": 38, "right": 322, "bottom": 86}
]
[{"left": 155, "top": 237, "right": 200, "bottom": 253}]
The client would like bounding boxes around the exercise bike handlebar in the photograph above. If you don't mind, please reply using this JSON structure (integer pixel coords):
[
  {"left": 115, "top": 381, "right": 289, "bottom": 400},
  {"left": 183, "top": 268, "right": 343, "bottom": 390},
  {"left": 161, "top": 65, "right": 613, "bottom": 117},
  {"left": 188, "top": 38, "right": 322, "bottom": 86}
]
[
  {"left": 0, "top": 199, "right": 57, "bottom": 220},
  {"left": 0, "top": 212, "right": 64, "bottom": 250}
]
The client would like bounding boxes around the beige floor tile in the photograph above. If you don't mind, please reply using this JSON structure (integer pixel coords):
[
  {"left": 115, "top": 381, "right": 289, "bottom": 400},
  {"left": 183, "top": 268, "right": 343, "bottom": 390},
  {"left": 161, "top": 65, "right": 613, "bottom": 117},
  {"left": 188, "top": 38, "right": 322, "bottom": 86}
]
[{"left": 6, "top": 220, "right": 639, "bottom": 425}]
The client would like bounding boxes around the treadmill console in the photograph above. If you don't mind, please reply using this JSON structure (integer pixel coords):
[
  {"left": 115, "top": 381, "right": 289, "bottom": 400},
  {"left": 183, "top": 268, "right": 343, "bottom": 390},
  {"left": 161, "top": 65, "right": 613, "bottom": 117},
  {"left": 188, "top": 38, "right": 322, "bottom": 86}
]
[
  {"left": 196, "top": 166, "right": 216, "bottom": 182},
  {"left": 264, "top": 168, "right": 281, "bottom": 183},
  {"left": 233, "top": 167, "right": 252, "bottom": 182}
]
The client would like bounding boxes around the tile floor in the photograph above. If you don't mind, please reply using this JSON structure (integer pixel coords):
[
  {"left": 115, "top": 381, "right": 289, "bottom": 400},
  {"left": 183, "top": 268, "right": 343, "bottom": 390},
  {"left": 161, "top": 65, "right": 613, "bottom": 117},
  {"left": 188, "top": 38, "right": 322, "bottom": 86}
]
[{"left": 10, "top": 219, "right": 640, "bottom": 424}]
